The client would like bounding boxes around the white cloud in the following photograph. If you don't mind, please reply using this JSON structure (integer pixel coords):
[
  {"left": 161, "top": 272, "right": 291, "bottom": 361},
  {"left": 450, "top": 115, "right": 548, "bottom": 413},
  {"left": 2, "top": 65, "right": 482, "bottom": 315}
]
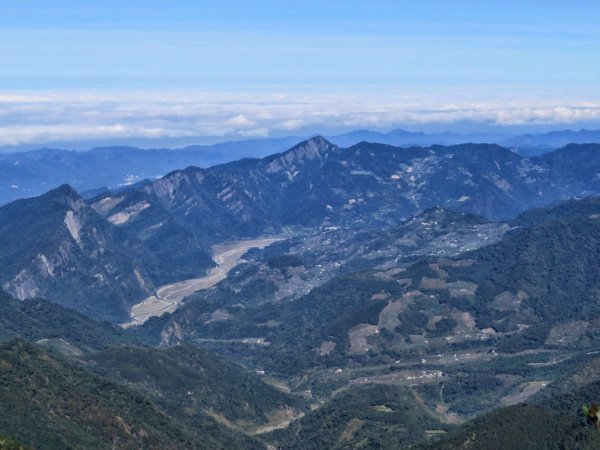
[
  {"left": 0, "top": 90, "right": 599, "bottom": 147},
  {"left": 236, "top": 128, "right": 269, "bottom": 137},
  {"left": 226, "top": 114, "right": 255, "bottom": 127}
]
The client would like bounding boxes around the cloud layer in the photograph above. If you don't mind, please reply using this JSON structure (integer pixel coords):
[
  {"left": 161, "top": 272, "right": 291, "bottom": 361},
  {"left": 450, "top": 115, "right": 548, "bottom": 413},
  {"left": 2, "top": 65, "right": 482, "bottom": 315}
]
[{"left": 1, "top": 91, "right": 600, "bottom": 147}]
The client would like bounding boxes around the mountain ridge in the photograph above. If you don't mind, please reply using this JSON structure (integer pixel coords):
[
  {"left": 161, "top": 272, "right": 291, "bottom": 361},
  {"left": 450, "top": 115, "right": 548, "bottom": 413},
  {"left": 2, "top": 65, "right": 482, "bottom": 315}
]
[
  {"left": 3, "top": 128, "right": 600, "bottom": 205},
  {"left": 3, "top": 139, "right": 600, "bottom": 321}
]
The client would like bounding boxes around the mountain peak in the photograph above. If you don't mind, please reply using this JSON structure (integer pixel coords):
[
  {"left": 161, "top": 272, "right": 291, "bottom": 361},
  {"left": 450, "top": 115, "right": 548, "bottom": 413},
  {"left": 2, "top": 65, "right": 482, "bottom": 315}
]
[
  {"left": 308, "top": 135, "right": 328, "bottom": 141},
  {"left": 287, "top": 135, "right": 336, "bottom": 157},
  {"left": 45, "top": 183, "right": 81, "bottom": 200},
  {"left": 51, "top": 183, "right": 79, "bottom": 196},
  {"left": 263, "top": 136, "right": 338, "bottom": 170},
  {"left": 36, "top": 184, "right": 85, "bottom": 213},
  {"left": 298, "top": 135, "right": 334, "bottom": 149}
]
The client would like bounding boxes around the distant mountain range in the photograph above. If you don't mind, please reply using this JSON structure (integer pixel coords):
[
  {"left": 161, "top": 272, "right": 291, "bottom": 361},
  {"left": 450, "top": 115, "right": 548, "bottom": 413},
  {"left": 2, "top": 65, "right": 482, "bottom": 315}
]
[
  {"left": 93, "top": 137, "right": 600, "bottom": 241},
  {"left": 330, "top": 128, "right": 600, "bottom": 154},
  {"left": 1, "top": 128, "right": 600, "bottom": 205},
  {"left": 2, "top": 137, "right": 600, "bottom": 321},
  {"left": 0, "top": 137, "right": 303, "bottom": 205}
]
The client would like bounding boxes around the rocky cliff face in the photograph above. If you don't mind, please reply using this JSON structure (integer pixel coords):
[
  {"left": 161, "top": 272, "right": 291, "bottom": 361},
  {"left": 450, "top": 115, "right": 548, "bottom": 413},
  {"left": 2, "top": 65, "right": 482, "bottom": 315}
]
[{"left": 0, "top": 185, "right": 159, "bottom": 321}]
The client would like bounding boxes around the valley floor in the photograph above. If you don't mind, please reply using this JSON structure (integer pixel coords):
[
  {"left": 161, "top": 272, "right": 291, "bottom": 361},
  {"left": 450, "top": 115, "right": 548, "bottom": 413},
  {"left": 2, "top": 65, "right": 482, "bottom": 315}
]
[{"left": 121, "top": 237, "right": 282, "bottom": 328}]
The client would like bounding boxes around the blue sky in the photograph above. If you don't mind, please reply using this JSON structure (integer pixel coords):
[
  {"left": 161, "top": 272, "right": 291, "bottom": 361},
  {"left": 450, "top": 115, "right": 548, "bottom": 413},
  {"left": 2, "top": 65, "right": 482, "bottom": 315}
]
[{"left": 1, "top": 1, "right": 599, "bottom": 147}]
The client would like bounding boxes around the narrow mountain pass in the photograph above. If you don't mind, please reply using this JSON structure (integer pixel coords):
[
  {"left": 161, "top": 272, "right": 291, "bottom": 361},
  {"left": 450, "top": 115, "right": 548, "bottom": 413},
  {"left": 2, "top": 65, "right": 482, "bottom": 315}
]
[{"left": 121, "top": 238, "right": 282, "bottom": 328}]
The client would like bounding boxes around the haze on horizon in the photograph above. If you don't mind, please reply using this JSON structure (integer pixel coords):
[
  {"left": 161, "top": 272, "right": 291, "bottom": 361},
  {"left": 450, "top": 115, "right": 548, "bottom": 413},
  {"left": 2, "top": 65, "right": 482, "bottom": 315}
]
[{"left": 1, "top": 0, "right": 599, "bottom": 149}]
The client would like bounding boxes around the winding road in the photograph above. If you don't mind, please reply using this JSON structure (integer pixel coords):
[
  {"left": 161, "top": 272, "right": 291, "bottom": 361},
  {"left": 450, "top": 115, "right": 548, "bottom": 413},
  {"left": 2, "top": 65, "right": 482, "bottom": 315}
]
[{"left": 121, "top": 238, "right": 282, "bottom": 328}]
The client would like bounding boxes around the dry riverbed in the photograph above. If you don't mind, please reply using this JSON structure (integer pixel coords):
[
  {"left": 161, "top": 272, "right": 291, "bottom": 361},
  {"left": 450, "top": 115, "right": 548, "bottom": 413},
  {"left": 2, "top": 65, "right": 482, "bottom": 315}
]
[{"left": 121, "top": 238, "right": 282, "bottom": 328}]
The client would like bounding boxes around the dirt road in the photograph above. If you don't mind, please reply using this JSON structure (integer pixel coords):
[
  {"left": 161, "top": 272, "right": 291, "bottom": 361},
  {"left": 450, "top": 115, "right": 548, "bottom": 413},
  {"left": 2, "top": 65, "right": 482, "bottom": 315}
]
[{"left": 121, "top": 238, "right": 281, "bottom": 328}]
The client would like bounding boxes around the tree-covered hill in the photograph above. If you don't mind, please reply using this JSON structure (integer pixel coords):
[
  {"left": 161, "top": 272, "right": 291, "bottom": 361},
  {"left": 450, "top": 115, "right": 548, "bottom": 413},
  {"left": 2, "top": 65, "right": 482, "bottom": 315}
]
[
  {"left": 0, "top": 290, "right": 137, "bottom": 350},
  {"left": 417, "top": 376, "right": 600, "bottom": 450},
  {"left": 0, "top": 291, "right": 306, "bottom": 447},
  {"left": 85, "top": 344, "right": 305, "bottom": 433},
  {"left": 0, "top": 339, "right": 264, "bottom": 449},
  {"left": 269, "top": 385, "right": 450, "bottom": 449}
]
